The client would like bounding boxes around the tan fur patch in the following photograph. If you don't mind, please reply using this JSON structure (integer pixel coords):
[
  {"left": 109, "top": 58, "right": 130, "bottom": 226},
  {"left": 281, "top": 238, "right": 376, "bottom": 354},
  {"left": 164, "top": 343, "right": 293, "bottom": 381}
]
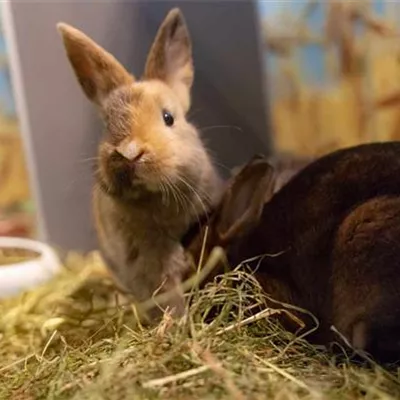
[
  {"left": 143, "top": 8, "right": 193, "bottom": 111},
  {"left": 57, "top": 23, "right": 134, "bottom": 104}
]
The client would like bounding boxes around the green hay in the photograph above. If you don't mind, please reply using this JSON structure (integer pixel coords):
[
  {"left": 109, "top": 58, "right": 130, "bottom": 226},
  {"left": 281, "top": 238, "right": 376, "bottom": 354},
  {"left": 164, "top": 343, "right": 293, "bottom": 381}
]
[{"left": 0, "top": 251, "right": 399, "bottom": 399}]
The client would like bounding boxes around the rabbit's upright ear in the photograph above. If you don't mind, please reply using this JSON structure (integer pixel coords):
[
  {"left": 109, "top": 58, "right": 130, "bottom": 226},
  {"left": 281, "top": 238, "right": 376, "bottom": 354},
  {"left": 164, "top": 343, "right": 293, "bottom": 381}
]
[
  {"left": 217, "top": 155, "right": 275, "bottom": 243},
  {"left": 144, "top": 8, "right": 193, "bottom": 112},
  {"left": 57, "top": 23, "right": 134, "bottom": 105}
]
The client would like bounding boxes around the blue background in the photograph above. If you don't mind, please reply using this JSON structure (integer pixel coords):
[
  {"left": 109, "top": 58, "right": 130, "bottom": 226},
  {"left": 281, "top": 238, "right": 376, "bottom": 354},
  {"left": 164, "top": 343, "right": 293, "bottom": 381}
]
[{"left": 258, "top": 1, "right": 387, "bottom": 88}]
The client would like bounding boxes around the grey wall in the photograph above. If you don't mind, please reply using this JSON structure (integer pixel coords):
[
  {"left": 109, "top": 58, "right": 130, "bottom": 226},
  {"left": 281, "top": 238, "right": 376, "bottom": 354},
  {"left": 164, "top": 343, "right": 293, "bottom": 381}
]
[{"left": 3, "top": 0, "right": 271, "bottom": 251}]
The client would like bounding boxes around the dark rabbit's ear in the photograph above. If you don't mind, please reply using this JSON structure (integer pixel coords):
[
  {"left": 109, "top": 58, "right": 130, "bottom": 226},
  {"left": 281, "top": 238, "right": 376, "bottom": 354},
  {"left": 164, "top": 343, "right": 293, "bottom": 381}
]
[
  {"left": 57, "top": 23, "right": 134, "bottom": 105},
  {"left": 217, "top": 155, "right": 275, "bottom": 243},
  {"left": 144, "top": 8, "right": 193, "bottom": 112}
]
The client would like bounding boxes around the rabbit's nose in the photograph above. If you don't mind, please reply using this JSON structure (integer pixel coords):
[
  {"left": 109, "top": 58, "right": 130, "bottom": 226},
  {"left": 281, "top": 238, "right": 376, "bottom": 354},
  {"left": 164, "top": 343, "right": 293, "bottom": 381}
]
[{"left": 115, "top": 141, "right": 144, "bottom": 162}]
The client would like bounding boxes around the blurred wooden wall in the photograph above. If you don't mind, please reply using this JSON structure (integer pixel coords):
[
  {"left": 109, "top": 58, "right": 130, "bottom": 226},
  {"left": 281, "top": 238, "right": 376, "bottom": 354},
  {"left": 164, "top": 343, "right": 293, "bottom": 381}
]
[
  {"left": 263, "top": 0, "right": 400, "bottom": 157},
  {"left": 0, "top": 125, "right": 31, "bottom": 209}
]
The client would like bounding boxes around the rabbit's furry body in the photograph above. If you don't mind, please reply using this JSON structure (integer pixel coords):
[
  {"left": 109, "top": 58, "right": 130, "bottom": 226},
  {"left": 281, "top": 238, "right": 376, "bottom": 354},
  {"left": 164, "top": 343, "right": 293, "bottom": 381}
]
[
  {"left": 58, "top": 9, "right": 222, "bottom": 318},
  {"left": 186, "top": 143, "right": 400, "bottom": 363}
]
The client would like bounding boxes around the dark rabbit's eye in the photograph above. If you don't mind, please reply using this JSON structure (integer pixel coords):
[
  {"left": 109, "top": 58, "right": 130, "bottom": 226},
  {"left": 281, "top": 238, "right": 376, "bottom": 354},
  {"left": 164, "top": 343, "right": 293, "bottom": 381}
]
[{"left": 162, "top": 110, "right": 174, "bottom": 127}]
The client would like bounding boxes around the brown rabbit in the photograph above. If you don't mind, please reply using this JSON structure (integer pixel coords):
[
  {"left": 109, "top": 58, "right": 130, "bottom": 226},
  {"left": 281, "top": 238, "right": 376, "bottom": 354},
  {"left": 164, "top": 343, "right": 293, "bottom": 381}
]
[
  {"left": 185, "top": 143, "right": 400, "bottom": 364},
  {"left": 57, "top": 9, "right": 223, "bottom": 319}
]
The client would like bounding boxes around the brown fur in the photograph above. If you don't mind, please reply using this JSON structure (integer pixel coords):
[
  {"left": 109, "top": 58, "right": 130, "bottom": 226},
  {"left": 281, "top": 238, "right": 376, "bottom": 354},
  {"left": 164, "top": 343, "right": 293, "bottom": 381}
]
[
  {"left": 57, "top": 23, "right": 134, "bottom": 104},
  {"left": 185, "top": 143, "right": 400, "bottom": 364},
  {"left": 58, "top": 9, "right": 223, "bottom": 320},
  {"left": 144, "top": 9, "right": 193, "bottom": 112}
]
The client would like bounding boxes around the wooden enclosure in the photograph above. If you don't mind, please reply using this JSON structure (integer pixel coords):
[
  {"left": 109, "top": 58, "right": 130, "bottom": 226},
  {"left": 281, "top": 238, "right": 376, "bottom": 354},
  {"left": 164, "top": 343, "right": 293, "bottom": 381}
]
[{"left": 261, "top": 0, "right": 400, "bottom": 156}]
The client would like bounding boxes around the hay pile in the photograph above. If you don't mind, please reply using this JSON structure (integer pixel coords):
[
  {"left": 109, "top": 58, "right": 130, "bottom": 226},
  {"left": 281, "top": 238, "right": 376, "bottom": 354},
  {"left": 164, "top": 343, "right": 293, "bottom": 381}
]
[{"left": 0, "top": 252, "right": 399, "bottom": 399}]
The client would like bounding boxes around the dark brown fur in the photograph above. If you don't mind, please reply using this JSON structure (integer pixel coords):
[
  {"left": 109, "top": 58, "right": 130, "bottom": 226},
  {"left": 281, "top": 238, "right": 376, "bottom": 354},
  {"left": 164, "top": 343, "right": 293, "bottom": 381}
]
[{"left": 186, "top": 143, "right": 400, "bottom": 364}]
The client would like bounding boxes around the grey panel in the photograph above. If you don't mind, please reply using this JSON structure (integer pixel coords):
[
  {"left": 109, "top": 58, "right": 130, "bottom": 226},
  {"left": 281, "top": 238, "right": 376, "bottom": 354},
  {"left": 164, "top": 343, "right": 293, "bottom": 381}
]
[{"left": 4, "top": 0, "right": 271, "bottom": 251}]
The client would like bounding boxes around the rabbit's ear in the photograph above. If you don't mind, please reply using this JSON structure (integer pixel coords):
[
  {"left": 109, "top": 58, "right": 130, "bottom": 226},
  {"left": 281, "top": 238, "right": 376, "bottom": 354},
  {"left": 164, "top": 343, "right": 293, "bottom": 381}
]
[
  {"left": 144, "top": 8, "right": 193, "bottom": 112},
  {"left": 57, "top": 23, "right": 134, "bottom": 105},
  {"left": 217, "top": 155, "right": 275, "bottom": 243}
]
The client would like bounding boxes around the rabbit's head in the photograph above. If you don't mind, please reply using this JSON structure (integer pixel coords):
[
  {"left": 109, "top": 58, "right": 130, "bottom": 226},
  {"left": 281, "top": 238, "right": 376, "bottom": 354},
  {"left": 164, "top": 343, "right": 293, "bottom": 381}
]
[
  {"left": 184, "top": 155, "right": 275, "bottom": 269},
  {"left": 58, "top": 9, "right": 215, "bottom": 199}
]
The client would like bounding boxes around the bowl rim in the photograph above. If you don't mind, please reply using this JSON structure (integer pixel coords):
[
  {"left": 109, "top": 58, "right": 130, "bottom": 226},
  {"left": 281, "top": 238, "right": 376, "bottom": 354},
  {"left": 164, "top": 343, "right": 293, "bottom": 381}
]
[{"left": 0, "top": 236, "right": 61, "bottom": 298}]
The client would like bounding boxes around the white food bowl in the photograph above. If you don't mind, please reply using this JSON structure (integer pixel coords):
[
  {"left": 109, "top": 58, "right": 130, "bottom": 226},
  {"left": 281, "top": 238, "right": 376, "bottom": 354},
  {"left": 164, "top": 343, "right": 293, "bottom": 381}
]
[{"left": 0, "top": 237, "right": 61, "bottom": 299}]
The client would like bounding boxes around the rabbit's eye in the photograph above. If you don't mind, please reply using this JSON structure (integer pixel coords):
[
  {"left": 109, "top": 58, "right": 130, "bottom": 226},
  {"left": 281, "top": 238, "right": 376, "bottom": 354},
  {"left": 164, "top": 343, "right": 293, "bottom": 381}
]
[{"left": 162, "top": 110, "right": 174, "bottom": 127}]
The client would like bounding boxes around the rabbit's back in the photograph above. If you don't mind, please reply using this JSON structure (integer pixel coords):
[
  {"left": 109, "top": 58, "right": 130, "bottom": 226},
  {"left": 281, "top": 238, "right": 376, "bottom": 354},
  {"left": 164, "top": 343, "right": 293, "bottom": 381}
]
[
  {"left": 233, "top": 142, "right": 400, "bottom": 263},
  {"left": 332, "top": 195, "right": 400, "bottom": 362},
  {"left": 229, "top": 142, "right": 400, "bottom": 355}
]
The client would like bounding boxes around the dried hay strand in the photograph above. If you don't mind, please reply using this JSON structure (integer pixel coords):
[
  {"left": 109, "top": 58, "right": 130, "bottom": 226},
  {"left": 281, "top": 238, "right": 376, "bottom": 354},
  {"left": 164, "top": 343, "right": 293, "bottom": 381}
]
[{"left": 0, "top": 249, "right": 399, "bottom": 399}]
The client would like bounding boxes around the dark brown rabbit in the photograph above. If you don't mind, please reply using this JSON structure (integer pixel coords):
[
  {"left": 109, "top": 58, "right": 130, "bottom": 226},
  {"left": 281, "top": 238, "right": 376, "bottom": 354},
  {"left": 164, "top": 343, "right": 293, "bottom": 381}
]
[{"left": 185, "top": 143, "right": 400, "bottom": 364}]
